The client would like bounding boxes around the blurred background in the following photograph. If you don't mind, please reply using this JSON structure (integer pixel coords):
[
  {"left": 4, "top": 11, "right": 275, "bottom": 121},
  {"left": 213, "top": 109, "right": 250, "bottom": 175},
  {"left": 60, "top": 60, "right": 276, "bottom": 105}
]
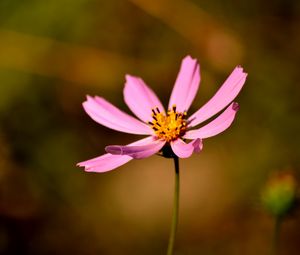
[{"left": 0, "top": 0, "right": 300, "bottom": 254}]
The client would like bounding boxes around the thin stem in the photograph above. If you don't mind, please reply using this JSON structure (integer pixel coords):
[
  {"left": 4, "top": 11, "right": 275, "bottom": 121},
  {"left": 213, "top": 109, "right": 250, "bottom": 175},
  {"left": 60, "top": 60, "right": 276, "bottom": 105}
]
[
  {"left": 271, "top": 216, "right": 282, "bottom": 255},
  {"left": 167, "top": 156, "right": 180, "bottom": 255}
]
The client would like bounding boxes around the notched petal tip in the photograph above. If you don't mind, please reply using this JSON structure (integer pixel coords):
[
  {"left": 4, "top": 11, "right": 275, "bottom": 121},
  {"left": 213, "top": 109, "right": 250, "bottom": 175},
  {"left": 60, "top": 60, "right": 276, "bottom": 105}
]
[
  {"left": 82, "top": 95, "right": 92, "bottom": 105},
  {"left": 78, "top": 164, "right": 90, "bottom": 171},
  {"left": 236, "top": 65, "right": 248, "bottom": 76},
  {"left": 183, "top": 55, "right": 197, "bottom": 62},
  {"left": 76, "top": 161, "right": 91, "bottom": 172}
]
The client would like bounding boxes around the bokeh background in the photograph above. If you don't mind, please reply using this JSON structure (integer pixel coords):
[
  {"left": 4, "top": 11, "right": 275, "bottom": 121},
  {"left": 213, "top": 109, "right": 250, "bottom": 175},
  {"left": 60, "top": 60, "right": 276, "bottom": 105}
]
[{"left": 0, "top": 0, "right": 300, "bottom": 254}]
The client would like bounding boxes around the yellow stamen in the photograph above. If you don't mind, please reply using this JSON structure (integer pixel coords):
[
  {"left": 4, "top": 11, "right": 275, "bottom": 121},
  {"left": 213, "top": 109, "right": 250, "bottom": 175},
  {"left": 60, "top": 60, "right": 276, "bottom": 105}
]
[{"left": 149, "top": 105, "right": 187, "bottom": 142}]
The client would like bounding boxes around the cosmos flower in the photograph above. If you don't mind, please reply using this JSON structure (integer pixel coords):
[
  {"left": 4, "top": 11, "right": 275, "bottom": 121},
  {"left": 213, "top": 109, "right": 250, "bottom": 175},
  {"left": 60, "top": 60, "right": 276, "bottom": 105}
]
[{"left": 77, "top": 56, "right": 247, "bottom": 172}]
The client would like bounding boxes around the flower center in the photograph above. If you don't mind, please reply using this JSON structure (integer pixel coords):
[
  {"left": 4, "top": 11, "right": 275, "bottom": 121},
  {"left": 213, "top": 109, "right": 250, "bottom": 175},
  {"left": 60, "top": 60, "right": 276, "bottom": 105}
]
[{"left": 148, "top": 105, "right": 187, "bottom": 142}]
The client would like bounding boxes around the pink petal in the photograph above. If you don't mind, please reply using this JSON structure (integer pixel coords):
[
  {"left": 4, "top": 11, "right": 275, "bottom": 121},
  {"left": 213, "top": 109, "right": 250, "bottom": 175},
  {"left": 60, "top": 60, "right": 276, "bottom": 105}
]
[
  {"left": 124, "top": 75, "right": 165, "bottom": 122},
  {"left": 188, "top": 66, "right": 247, "bottom": 127},
  {"left": 184, "top": 102, "right": 239, "bottom": 139},
  {"left": 170, "top": 138, "right": 202, "bottom": 158},
  {"left": 77, "top": 153, "right": 132, "bottom": 173},
  {"left": 105, "top": 136, "right": 165, "bottom": 159},
  {"left": 83, "top": 96, "right": 152, "bottom": 135},
  {"left": 168, "top": 56, "right": 200, "bottom": 112},
  {"left": 77, "top": 136, "right": 160, "bottom": 172}
]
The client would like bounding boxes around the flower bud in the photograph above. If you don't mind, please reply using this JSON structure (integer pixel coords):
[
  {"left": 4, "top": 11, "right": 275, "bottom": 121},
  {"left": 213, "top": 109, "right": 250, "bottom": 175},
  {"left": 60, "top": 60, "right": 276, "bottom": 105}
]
[{"left": 261, "top": 171, "right": 297, "bottom": 217}]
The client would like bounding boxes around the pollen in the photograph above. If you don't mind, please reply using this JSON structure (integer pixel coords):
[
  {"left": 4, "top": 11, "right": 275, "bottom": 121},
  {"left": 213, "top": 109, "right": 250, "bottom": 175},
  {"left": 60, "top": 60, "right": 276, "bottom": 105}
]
[{"left": 148, "top": 105, "right": 187, "bottom": 142}]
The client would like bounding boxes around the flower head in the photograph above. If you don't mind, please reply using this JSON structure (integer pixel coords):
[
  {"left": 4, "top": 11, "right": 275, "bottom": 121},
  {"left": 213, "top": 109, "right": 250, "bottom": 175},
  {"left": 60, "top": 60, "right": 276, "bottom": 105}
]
[{"left": 77, "top": 56, "right": 247, "bottom": 172}]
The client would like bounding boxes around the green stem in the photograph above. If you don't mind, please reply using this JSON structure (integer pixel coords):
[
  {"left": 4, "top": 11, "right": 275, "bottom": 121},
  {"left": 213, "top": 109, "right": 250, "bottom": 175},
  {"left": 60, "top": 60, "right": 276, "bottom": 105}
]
[
  {"left": 167, "top": 156, "right": 180, "bottom": 255},
  {"left": 271, "top": 216, "right": 282, "bottom": 255}
]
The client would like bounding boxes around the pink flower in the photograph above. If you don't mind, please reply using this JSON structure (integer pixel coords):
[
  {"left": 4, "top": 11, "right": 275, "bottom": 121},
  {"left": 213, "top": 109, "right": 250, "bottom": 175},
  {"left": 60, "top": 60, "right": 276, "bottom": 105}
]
[{"left": 77, "top": 56, "right": 247, "bottom": 172}]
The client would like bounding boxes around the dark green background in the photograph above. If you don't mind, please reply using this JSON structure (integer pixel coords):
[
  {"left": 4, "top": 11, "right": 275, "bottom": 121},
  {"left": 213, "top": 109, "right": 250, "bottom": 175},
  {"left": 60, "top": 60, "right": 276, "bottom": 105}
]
[{"left": 0, "top": 0, "right": 299, "bottom": 254}]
